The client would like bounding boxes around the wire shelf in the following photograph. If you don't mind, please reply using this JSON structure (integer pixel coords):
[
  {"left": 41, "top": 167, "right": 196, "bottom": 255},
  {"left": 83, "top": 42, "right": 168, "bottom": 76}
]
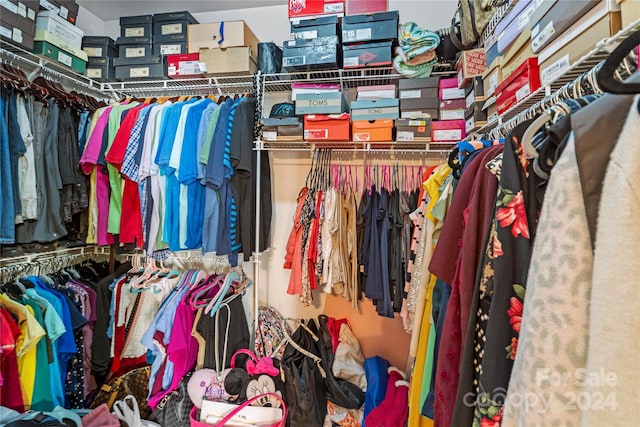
[
  {"left": 103, "top": 74, "right": 256, "bottom": 97},
  {"left": 258, "top": 138, "right": 455, "bottom": 152}
]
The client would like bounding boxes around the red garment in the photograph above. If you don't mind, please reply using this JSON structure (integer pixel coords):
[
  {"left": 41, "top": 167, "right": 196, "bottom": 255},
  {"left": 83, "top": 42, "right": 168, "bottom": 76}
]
[
  {"left": 327, "top": 317, "right": 348, "bottom": 352},
  {"left": 285, "top": 187, "right": 308, "bottom": 297},
  {"left": 105, "top": 105, "right": 145, "bottom": 169},
  {"left": 0, "top": 308, "right": 25, "bottom": 412},
  {"left": 429, "top": 146, "right": 502, "bottom": 427}
]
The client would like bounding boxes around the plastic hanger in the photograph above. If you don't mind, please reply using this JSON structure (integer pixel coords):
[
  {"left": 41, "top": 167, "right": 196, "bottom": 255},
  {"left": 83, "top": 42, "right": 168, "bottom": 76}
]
[
  {"left": 520, "top": 112, "right": 551, "bottom": 160},
  {"left": 596, "top": 27, "right": 640, "bottom": 95},
  {"left": 206, "top": 270, "right": 241, "bottom": 316}
]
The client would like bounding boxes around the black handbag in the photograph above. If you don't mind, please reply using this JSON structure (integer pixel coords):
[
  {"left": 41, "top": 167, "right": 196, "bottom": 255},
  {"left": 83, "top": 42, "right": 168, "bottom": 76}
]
[
  {"left": 281, "top": 320, "right": 327, "bottom": 427},
  {"left": 258, "top": 42, "right": 283, "bottom": 74},
  {"left": 150, "top": 375, "right": 194, "bottom": 426}
]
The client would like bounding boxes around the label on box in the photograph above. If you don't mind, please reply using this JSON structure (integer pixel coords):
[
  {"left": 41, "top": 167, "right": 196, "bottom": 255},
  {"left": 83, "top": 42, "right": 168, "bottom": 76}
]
[
  {"left": 40, "top": 0, "right": 59, "bottom": 13},
  {"left": 125, "top": 27, "right": 145, "bottom": 37},
  {"left": 28, "top": 7, "right": 35, "bottom": 20},
  {"left": 130, "top": 67, "right": 150, "bottom": 78},
  {"left": 466, "top": 117, "right": 476, "bottom": 133},
  {"left": 440, "top": 109, "right": 465, "bottom": 120},
  {"left": 396, "top": 131, "right": 415, "bottom": 141},
  {"left": 57, "top": 51, "right": 72, "bottom": 67},
  {"left": 488, "top": 71, "right": 499, "bottom": 96},
  {"left": 168, "top": 65, "right": 177, "bottom": 75},
  {"left": 293, "top": 30, "right": 318, "bottom": 39},
  {"left": 1, "top": 0, "right": 18, "bottom": 14},
  {"left": 324, "top": 2, "right": 343, "bottom": 13},
  {"left": 353, "top": 132, "right": 370, "bottom": 142},
  {"left": 304, "top": 129, "right": 328, "bottom": 139},
  {"left": 162, "top": 23, "right": 183, "bottom": 35},
  {"left": 126, "top": 47, "right": 146, "bottom": 58},
  {"left": 401, "top": 111, "right": 430, "bottom": 119},
  {"left": 541, "top": 54, "right": 570, "bottom": 86},
  {"left": 178, "top": 60, "right": 202, "bottom": 75},
  {"left": 83, "top": 47, "right": 103, "bottom": 57},
  {"left": 343, "top": 57, "right": 359, "bottom": 67},
  {"left": 12, "top": 27, "right": 22, "bottom": 43},
  {"left": 59, "top": 5, "right": 68, "bottom": 19},
  {"left": 0, "top": 25, "right": 11, "bottom": 39},
  {"left": 17, "top": 2, "right": 26, "bottom": 17},
  {"left": 87, "top": 68, "right": 102, "bottom": 78},
  {"left": 466, "top": 92, "right": 474, "bottom": 109},
  {"left": 283, "top": 56, "right": 306, "bottom": 66},
  {"left": 356, "top": 28, "right": 372, "bottom": 41},
  {"left": 408, "top": 120, "right": 426, "bottom": 126},
  {"left": 488, "top": 111, "right": 499, "bottom": 122},
  {"left": 441, "top": 87, "right": 465, "bottom": 99},
  {"left": 532, "top": 20, "right": 555, "bottom": 52},
  {"left": 517, "top": 5, "right": 535, "bottom": 32},
  {"left": 516, "top": 84, "right": 531, "bottom": 102},
  {"left": 161, "top": 44, "right": 182, "bottom": 55},
  {"left": 400, "top": 89, "right": 421, "bottom": 99},
  {"left": 433, "top": 129, "right": 462, "bottom": 141},
  {"left": 262, "top": 131, "right": 277, "bottom": 141}
]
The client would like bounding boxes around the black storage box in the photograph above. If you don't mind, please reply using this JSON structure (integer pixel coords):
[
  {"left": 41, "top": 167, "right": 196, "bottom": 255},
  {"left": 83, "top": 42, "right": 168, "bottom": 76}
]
[
  {"left": 153, "top": 41, "right": 188, "bottom": 55},
  {"left": 399, "top": 76, "right": 440, "bottom": 89},
  {"left": 115, "top": 55, "right": 167, "bottom": 80},
  {"left": 120, "top": 15, "right": 153, "bottom": 40},
  {"left": 152, "top": 11, "right": 197, "bottom": 43},
  {"left": 283, "top": 35, "right": 340, "bottom": 70},
  {"left": 117, "top": 42, "right": 153, "bottom": 61},
  {"left": 261, "top": 117, "right": 304, "bottom": 141},
  {"left": 342, "top": 11, "right": 399, "bottom": 43},
  {"left": 114, "top": 54, "right": 163, "bottom": 66},
  {"left": 290, "top": 15, "right": 339, "bottom": 40},
  {"left": 82, "top": 36, "right": 117, "bottom": 58},
  {"left": 400, "top": 97, "right": 439, "bottom": 110},
  {"left": 0, "top": 19, "right": 35, "bottom": 51},
  {"left": 57, "top": 0, "right": 78, "bottom": 24},
  {"left": 342, "top": 41, "right": 392, "bottom": 68},
  {"left": 86, "top": 56, "right": 115, "bottom": 81}
]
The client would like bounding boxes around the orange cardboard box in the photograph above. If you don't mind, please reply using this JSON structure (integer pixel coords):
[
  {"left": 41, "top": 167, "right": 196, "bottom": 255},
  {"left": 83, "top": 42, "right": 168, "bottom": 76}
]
[
  {"left": 304, "top": 113, "right": 351, "bottom": 141},
  {"left": 352, "top": 119, "right": 393, "bottom": 142}
]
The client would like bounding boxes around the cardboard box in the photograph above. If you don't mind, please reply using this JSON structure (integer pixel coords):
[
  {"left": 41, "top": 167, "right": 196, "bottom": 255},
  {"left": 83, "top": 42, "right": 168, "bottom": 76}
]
[
  {"left": 33, "top": 40, "right": 86, "bottom": 73},
  {"left": 342, "top": 40, "right": 392, "bottom": 68},
  {"left": 439, "top": 77, "right": 465, "bottom": 100},
  {"left": 261, "top": 117, "right": 304, "bottom": 141},
  {"left": 115, "top": 56, "right": 167, "bottom": 80},
  {"left": 399, "top": 76, "right": 439, "bottom": 89},
  {"left": 431, "top": 120, "right": 466, "bottom": 142},
  {"left": 188, "top": 21, "right": 259, "bottom": 54},
  {"left": 440, "top": 109, "right": 465, "bottom": 121},
  {"left": 399, "top": 87, "right": 438, "bottom": 100},
  {"left": 496, "top": 0, "right": 537, "bottom": 54},
  {"left": 118, "top": 44, "right": 153, "bottom": 60},
  {"left": 346, "top": 0, "right": 388, "bottom": 15},
  {"left": 539, "top": 9, "right": 621, "bottom": 86},
  {"left": 152, "top": 11, "right": 197, "bottom": 43},
  {"left": 153, "top": 41, "right": 188, "bottom": 55},
  {"left": 465, "top": 101, "right": 487, "bottom": 123},
  {"left": 35, "top": 29, "right": 88, "bottom": 60},
  {"left": 351, "top": 98, "right": 399, "bottom": 120},
  {"left": 357, "top": 84, "right": 396, "bottom": 100},
  {"left": 292, "top": 83, "right": 340, "bottom": 100},
  {"left": 485, "top": 40, "right": 502, "bottom": 69},
  {"left": 167, "top": 52, "right": 205, "bottom": 78},
  {"left": 457, "top": 48, "right": 487, "bottom": 88},
  {"left": 120, "top": 15, "right": 153, "bottom": 39},
  {"left": 116, "top": 35, "right": 152, "bottom": 45},
  {"left": 57, "top": 0, "right": 78, "bottom": 24},
  {"left": 199, "top": 46, "right": 256, "bottom": 75},
  {"left": 289, "top": 0, "right": 345, "bottom": 19},
  {"left": 5, "top": 0, "right": 37, "bottom": 23},
  {"left": 296, "top": 91, "right": 347, "bottom": 114},
  {"left": 530, "top": 0, "right": 600, "bottom": 53},
  {"left": 621, "top": 0, "right": 640, "bottom": 28},
  {"left": 342, "top": 10, "right": 398, "bottom": 43},
  {"left": 36, "top": 10, "right": 83, "bottom": 49},
  {"left": 496, "top": 57, "right": 540, "bottom": 115},
  {"left": 86, "top": 56, "right": 115, "bottom": 81},
  {"left": 0, "top": 20, "right": 34, "bottom": 50},
  {"left": 439, "top": 99, "right": 466, "bottom": 111},
  {"left": 483, "top": 55, "right": 503, "bottom": 98},
  {"left": 395, "top": 118, "right": 431, "bottom": 142},
  {"left": 82, "top": 36, "right": 117, "bottom": 58},
  {"left": 304, "top": 114, "right": 350, "bottom": 141},
  {"left": 501, "top": 28, "right": 534, "bottom": 80},
  {"left": 400, "top": 109, "right": 438, "bottom": 120},
  {"left": 291, "top": 15, "right": 339, "bottom": 39},
  {"left": 465, "top": 77, "right": 485, "bottom": 101},
  {"left": 283, "top": 35, "right": 340, "bottom": 70},
  {"left": 352, "top": 119, "right": 393, "bottom": 142}
]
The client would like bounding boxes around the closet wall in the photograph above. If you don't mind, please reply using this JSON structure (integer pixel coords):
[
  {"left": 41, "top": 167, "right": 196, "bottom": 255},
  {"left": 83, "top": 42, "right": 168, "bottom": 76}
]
[{"left": 75, "top": 0, "right": 458, "bottom": 369}]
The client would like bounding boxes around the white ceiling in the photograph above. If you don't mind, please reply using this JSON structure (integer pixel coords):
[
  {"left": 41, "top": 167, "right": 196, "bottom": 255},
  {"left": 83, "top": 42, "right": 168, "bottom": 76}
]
[{"left": 77, "top": 0, "right": 287, "bottom": 21}]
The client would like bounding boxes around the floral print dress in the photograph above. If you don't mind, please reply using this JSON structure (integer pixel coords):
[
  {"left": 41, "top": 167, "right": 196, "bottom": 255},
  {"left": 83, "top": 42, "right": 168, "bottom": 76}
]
[{"left": 470, "top": 121, "right": 542, "bottom": 426}]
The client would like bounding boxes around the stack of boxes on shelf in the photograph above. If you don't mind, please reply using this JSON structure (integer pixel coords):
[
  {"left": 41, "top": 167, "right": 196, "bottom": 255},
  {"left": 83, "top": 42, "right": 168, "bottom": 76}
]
[
  {"left": 433, "top": 77, "right": 466, "bottom": 143},
  {"left": 398, "top": 77, "right": 439, "bottom": 142},
  {"left": 341, "top": 11, "right": 398, "bottom": 69},
  {"left": 350, "top": 84, "right": 398, "bottom": 142},
  {"left": 33, "top": 1, "right": 87, "bottom": 74},
  {"left": 284, "top": 15, "right": 341, "bottom": 70},
  {"left": 83, "top": 36, "right": 117, "bottom": 81},
  {"left": 188, "top": 20, "right": 260, "bottom": 77},
  {"left": 297, "top": 85, "right": 350, "bottom": 142},
  {"left": 480, "top": 0, "right": 624, "bottom": 124}
]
